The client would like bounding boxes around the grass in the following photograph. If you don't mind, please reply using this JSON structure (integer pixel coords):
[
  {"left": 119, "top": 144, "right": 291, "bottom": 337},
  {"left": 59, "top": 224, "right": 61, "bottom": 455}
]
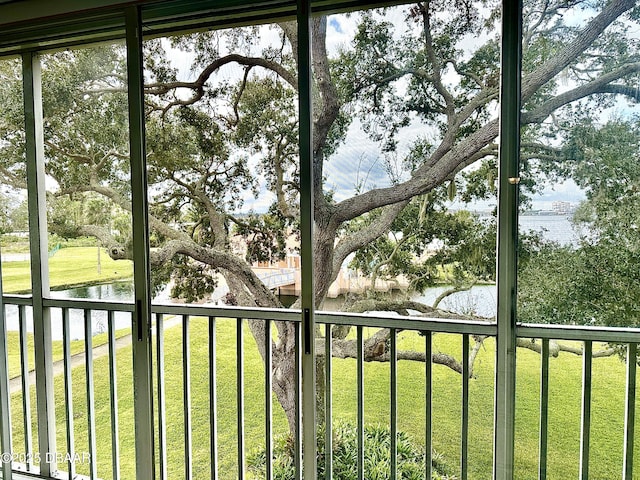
[
  {"left": 2, "top": 245, "right": 133, "bottom": 378},
  {"left": 5, "top": 328, "right": 132, "bottom": 380},
  {"left": 1, "top": 246, "right": 133, "bottom": 294},
  {"left": 2, "top": 245, "right": 637, "bottom": 477},
  {"left": 8, "top": 320, "right": 640, "bottom": 480}
]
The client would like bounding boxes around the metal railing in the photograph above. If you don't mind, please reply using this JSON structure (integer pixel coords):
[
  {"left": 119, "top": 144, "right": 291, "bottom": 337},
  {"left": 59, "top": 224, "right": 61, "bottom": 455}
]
[
  {"left": 0, "top": 294, "right": 638, "bottom": 479},
  {"left": 517, "top": 323, "right": 638, "bottom": 480},
  {"left": 1, "top": 295, "right": 134, "bottom": 480},
  {"left": 255, "top": 270, "right": 296, "bottom": 290}
]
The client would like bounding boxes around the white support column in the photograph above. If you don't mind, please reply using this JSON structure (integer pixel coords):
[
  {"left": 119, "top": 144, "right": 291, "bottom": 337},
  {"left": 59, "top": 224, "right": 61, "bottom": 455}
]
[
  {"left": 23, "top": 51, "right": 57, "bottom": 477},
  {"left": 125, "top": 7, "right": 156, "bottom": 480}
]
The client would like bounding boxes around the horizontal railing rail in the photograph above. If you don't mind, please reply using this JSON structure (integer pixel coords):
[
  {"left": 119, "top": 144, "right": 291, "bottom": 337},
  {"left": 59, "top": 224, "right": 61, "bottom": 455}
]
[
  {"left": 1, "top": 295, "right": 33, "bottom": 307},
  {"left": 316, "top": 310, "right": 497, "bottom": 335},
  {"left": 518, "top": 322, "right": 640, "bottom": 343},
  {"left": 151, "top": 302, "right": 300, "bottom": 322},
  {"left": 5, "top": 293, "right": 638, "bottom": 341}
]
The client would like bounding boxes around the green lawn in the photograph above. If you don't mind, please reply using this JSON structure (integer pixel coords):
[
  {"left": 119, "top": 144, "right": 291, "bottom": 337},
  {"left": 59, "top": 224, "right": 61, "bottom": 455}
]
[
  {"left": 5, "top": 329, "right": 131, "bottom": 380},
  {"left": 1, "top": 246, "right": 133, "bottom": 293},
  {"left": 2, "top": 246, "right": 133, "bottom": 378},
  {"left": 8, "top": 319, "right": 640, "bottom": 479}
]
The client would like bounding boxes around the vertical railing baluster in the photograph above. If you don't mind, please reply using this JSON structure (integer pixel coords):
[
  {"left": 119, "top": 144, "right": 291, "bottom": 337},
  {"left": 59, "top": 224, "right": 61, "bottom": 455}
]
[
  {"left": 237, "top": 318, "right": 245, "bottom": 479},
  {"left": 183, "top": 314, "right": 192, "bottom": 480},
  {"left": 264, "top": 319, "right": 273, "bottom": 480},
  {"left": 325, "top": 324, "right": 333, "bottom": 480},
  {"left": 538, "top": 338, "right": 550, "bottom": 480},
  {"left": 108, "top": 310, "right": 120, "bottom": 480},
  {"left": 390, "top": 328, "right": 398, "bottom": 479},
  {"left": 156, "top": 313, "right": 167, "bottom": 480},
  {"left": 18, "top": 305, "right": 33, "bottom": 471},
  {"left": 62, "top": 308, "right": 75, "bottom": 479},
  {"left": 209, "top": 316, "right": 218, "bottom": 480},
  {"left": 357, "top": 325, "right": 364, "bottom": 480},
  {"left": 623, "top": 342, "right": 636, "bottom": 480},
  {"left": 579, "top": 341, "right": 592, "bottom": 480},
  {"left": 84, "top": 309, "right": 97, "bottom": 480},
  {"left": 0, "top": 300, "right": 13, "bottom": 479},
  {"left": 461, "top": 334, "right": 469, "bottom": 480},
  {"left": 425, "top": 331, "right": 432, "bottom": 480}
]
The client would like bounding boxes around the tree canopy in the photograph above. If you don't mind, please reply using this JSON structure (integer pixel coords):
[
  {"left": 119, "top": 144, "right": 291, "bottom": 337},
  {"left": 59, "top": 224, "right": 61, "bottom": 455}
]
[{"left": 519, "top": 119, "right": 640, "bottom": 328}]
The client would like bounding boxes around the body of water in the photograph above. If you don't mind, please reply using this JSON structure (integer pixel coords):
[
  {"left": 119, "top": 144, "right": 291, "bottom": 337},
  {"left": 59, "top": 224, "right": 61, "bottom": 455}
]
[
  {"left": 519, "top": 214, "right": 579, "bottom": 246},
  {"left": 2, "top": 215, "right": 574, "bottom": 334},
  {"left": 415, "top": 284, "right": 496, "bottom": 318}
]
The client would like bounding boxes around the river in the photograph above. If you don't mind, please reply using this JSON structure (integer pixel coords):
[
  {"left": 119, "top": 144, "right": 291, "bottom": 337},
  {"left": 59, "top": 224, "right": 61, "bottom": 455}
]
[
  {"left": 519, "top": 214, "right": 579, "bottom": 246},
  {"left": 2, "top": 215, "right": 575, "bottom": 335}
]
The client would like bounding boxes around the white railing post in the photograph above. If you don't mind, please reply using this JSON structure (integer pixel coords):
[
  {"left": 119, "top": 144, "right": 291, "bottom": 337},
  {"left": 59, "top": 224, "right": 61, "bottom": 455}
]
[{"left": 494, "top": 0, "right": 522, "bottom": 478}]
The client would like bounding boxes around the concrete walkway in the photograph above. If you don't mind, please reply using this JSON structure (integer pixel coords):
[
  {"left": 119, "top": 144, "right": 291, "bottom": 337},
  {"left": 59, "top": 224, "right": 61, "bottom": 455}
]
[
  {"left": 1, "top": 253, "right": 31, "bottom": 262},
  {"left": 8, "top": 316, "right": 181, "bottom": 394},
  {"left": 9, "top": 334, "right": 134, "bottom": 394}
]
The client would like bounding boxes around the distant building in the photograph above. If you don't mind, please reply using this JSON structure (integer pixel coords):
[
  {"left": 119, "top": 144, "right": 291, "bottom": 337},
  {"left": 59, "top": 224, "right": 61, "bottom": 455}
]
[{"left": 551, "top": 201, "right": 572, "bottom": 214}]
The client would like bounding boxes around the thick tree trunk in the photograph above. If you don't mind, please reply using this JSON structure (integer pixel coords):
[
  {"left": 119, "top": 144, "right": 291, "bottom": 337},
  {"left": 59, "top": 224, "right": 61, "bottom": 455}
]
[
  {"left": 312, "top": 213, "right": 340, "bottom": 307},
  {"left": 225, "top": 274, "right": 301, "bottom": 433}
]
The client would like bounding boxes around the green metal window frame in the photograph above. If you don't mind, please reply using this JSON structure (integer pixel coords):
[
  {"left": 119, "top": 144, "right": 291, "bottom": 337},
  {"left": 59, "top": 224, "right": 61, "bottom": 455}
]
[
  {"left": 0, "top": 0, "right": 413, "bottom": 56},
  {"left": 125, "top": 7, "right": 156, "bottom": 480},
  {"left": 494, "top": 0, "right": 521, "bottom": 477},
  {"left": 0, "top": 1, "right": 522, "bottom": 479}
]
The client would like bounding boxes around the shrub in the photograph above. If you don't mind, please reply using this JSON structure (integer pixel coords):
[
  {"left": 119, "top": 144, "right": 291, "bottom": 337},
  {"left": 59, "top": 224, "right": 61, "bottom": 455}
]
[
  {"left": 49, "top": 234, "right": 100, "bottom": 248},
  {"left": 248, "top": 422, "right": 457, "bottom": 479}
]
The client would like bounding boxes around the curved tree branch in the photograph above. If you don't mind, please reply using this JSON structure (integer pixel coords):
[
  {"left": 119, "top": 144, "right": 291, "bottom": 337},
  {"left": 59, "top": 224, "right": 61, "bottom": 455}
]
[
  {"left": 76, "top": 225, "right": 127, "bottom": 259},
  {"left": 418, "top": 3, "right": 455, "bottom": 117},
  {"left": 332, "top": 201, "right": 409, "bottom": 278},
  {"left": 516, "top": 338, "right": 616, "bottom": 358},
  {"left": 150, "top": 239, "right": 282, "bottom": 308},
  {"left": 334, "top": 118, "right": 500, "bottom": 223},
  {"left": 145, "top": 53, "right": 297, "bottom": 113},
  {"left": 316, "top": 332, "right": 464, "bottom": 374},
  {"left": 521, "top": 0, "right": 636, "bottom": 101},
  {"left": 523, "top": 62, "right": 640, "bottom": 124},
  {"left": 432, "top": 283, "right": 475, "bottom": 310}
]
